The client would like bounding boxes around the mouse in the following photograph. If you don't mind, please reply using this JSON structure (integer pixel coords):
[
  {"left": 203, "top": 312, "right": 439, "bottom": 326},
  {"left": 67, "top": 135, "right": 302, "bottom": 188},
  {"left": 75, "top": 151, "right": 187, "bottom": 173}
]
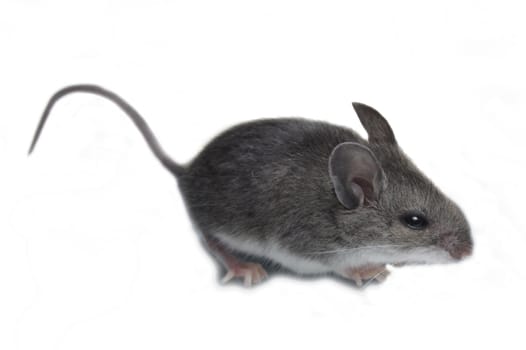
[{"left": 28, "top": 84, "right": 473, "bottom": 287}]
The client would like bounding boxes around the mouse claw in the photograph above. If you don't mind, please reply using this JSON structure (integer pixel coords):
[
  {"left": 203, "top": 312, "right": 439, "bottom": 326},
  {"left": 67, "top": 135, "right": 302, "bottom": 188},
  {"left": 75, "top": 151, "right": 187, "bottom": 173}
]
[
  {"left": 221, "top": 271, "right": 236, "bottom": 284},
  {"left": 352, "top": 276, "right": 363, "bottom": 287},
  {"left": 244, "top": 274, "right": 253, "bottom": 287}
]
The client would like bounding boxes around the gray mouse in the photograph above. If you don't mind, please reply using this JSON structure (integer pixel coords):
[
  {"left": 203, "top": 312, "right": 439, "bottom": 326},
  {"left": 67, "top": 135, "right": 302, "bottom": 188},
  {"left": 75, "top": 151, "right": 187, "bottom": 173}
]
[{"left": 29, "top": 85, "right": 473, "bottom": 287}]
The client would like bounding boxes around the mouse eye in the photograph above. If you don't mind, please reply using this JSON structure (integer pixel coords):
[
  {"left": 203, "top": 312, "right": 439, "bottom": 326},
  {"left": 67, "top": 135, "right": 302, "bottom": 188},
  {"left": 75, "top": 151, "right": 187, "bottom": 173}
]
[{"left": 401, "top": 213, "right": 428, "bottom": 230}]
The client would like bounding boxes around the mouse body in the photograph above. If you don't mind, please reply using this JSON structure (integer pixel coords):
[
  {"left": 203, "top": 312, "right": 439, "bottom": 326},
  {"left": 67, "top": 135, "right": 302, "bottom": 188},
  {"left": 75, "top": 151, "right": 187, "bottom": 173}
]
[{"left": 29, "top": 85, "right": 473, "bottom": 287}]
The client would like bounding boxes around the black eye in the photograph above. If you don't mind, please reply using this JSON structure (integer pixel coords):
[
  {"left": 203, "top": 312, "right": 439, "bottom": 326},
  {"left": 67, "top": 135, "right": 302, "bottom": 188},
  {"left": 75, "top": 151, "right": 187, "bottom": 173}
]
[{"left": 401, "top": 213, "right": 428, "bottom": 230}]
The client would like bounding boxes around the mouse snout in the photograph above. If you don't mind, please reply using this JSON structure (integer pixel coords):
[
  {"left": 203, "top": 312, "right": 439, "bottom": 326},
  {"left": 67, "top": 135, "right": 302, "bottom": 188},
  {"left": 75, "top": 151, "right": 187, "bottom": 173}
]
[{"left": 438, "top": 232, "right": 473, "bottom": 261}]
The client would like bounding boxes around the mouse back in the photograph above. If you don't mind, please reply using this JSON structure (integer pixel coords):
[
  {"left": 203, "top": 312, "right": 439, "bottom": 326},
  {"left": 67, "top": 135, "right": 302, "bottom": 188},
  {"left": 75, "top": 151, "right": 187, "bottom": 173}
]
[{"left": 178, "top": 118, "right": 366, "bottom": 241}]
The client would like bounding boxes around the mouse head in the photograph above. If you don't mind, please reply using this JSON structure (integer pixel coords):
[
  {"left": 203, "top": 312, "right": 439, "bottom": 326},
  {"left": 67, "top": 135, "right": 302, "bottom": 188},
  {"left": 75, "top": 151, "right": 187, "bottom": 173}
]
[{"left": 328, "top": 103, "right": 473, "bottom": 266}]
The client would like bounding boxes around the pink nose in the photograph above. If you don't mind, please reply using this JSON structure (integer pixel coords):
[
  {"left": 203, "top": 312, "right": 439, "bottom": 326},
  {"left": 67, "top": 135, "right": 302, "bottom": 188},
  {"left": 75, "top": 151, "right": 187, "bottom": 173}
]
[
  {"left": 439, "top": 233, "right": 473, "bottom": 260},
  {"left": 452, "top": 246, "right": 472, "bottom": 260},
  {"left": 462, "top": 245, "right": 473, "bottom": 258},
  {"left": 448, "top": 242, "right": 473, "bottom": 260}
]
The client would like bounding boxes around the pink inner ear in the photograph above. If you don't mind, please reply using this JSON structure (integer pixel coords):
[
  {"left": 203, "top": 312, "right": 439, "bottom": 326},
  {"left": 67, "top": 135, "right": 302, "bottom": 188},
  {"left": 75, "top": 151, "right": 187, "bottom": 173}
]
[
  {"left": 349, "top": 182, "right": 364, "bottom": 207},
  {"left": 352, "top": 177, "right": 376, "bottom": 204},
  {"left": 329, "top": 142, "right": 385, "bottom": 209}
]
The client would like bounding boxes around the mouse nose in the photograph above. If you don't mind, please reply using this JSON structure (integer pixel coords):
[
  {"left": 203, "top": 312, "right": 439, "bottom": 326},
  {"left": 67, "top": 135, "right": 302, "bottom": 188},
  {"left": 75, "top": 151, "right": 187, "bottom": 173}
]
[
  {"left": 438, "top": 232, "right": 473, "bottom": 260},
  {"left": 449, "top": 244, "right": 473, "bottom": 260}
]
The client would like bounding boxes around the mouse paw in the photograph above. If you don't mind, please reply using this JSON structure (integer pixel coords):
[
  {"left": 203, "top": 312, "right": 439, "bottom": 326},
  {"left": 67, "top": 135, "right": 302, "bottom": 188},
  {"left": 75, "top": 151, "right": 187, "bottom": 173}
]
[
  {"left": 221, "top": 262, "right": 268, "bottom": 287},
  {"left": 204, "top": 236, "right": 269, "bottom": 287},
  {"left": 338, "top": 264, "right": 390, "bottom": 287}
]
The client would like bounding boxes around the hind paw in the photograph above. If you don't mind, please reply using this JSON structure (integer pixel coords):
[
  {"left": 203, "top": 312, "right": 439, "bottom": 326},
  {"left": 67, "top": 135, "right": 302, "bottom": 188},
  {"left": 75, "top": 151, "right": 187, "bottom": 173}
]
[{"left": 221, "top": 262, "right": 268, "bottom": 287}]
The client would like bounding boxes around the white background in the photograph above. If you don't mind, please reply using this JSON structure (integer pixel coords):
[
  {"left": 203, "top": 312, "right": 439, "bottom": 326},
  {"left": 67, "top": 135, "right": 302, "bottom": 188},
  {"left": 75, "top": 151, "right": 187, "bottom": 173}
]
[{"left": 2, "top": 1, "right": 525, "bottom": 349}]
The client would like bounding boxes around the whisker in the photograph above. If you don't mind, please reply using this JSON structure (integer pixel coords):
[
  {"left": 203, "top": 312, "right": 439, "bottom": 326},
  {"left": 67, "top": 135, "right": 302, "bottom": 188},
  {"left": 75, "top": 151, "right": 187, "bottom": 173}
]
[
  {"left": 308, "top": 244, "right": 410, "bottom": 255},
  {"left": 362, "top": 270, "right": 384, "bottom": 288},
  {"left": 308, "top": 244, "right": 434, "bottom": 256}
]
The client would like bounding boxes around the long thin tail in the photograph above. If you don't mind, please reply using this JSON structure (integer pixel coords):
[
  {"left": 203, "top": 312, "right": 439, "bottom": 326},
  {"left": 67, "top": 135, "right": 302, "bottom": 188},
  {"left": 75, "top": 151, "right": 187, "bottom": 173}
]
[{"left": 28, "top": 84, "right": 185, "bottom": 177}]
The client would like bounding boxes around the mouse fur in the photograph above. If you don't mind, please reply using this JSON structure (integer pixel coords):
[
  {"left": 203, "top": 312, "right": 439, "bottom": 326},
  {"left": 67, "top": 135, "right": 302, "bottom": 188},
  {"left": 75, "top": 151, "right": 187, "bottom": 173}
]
[{"left": 29, "top": 85, "right": 473, "bottom": 286}]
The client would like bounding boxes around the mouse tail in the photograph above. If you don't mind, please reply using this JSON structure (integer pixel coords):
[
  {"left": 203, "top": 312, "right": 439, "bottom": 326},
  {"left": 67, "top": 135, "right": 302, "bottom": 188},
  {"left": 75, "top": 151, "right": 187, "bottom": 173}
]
[{"left": 28, "top": 84, "right": 185, "bottom": 177}]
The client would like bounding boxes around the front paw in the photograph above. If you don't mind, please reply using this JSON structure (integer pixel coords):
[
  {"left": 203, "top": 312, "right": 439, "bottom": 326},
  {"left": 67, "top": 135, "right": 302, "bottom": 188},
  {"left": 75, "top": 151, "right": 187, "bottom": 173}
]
[{"left": 337, "top": 264, "right": 390, "bottom": 287}]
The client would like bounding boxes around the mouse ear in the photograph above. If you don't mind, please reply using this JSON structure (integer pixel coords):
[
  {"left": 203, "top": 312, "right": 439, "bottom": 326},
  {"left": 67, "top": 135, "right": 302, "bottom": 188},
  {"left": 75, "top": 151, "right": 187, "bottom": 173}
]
[
  {"left": 329, "top": 142, "right": 386, "bottom": 209},
  {"left": 352, "top": 102, "right": 396, "bottom": 145}
]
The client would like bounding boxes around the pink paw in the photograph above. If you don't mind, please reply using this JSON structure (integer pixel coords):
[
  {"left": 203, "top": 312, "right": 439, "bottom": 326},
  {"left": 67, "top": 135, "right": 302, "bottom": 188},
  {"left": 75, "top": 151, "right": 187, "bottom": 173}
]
[
  {"left": 221, "top": 262, "right": 268, "bottom": 287},
  {"left": 338, "top": 264, "right": 390, "bottom": 287}
]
